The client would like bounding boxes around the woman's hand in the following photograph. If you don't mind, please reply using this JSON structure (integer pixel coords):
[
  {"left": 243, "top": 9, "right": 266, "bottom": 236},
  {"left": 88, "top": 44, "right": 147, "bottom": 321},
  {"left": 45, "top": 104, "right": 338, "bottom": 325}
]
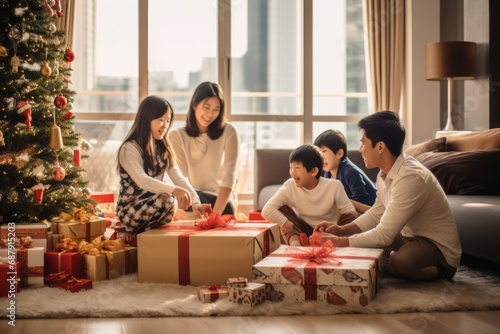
[
  {"left": 172, "top": 187, "right": 191, "bottom": 210},
  {"left": 192, "top": 203, "right": 212, "bottom": 219},
  {"left": 314, "top": 221, "right": 344, "bottom": 236}
]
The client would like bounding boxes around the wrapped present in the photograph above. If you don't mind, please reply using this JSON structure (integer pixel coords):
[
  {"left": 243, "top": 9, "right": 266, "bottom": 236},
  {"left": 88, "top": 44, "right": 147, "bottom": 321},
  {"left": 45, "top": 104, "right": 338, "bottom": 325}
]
[
  {"left": 248, "top": 210, "right": 265, "bottom": 221},
  {"left": 227, "top": 277, "right": 248, "bottom": 288},
  {"left": 229, "top": 282, "right": 267, "bottom": 307},
  {"left": 44, "top": 250, "right": 82, "bottom": 278},
  {"left": 198, "top": 284, "right": 229, "bottom": 303},
  {"left": 1, "top": 223, "right": 48, "bottom": 252},
  {"left": 44, "top": 271, "right": 72, "bottom": 287},
  {"left": 90, "top": 192, "right": 116, "bottom": 214},
  {"left": 58, "top": 277, "right": 93, "bottom": 293},
  {"left": 105, "top": 216, "right": 121, "bottom": 229},
  {"left": 46, "top": 233, "right": 63, "bottom": 250},
  {"left": 137, "top": 221, "right": 280, "bottom": 286},
  {"left": 80, "top": 237, "right": 137, "bottom": 281},
  {"left": 57, "top": 218, "right": 106, "bottom": 244},
  {"left": 0, "top": 259, "right": 20, "bottom": 298},
  {"left": 252, "top": 245, "right": 384, "bottom": 306},
  {"left": 0, "top": 246, "right": 44, "bottom": 287}
]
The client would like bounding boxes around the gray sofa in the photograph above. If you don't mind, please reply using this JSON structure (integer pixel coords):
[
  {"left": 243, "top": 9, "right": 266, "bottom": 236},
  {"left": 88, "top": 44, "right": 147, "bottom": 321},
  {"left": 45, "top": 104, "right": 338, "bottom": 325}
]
[{"left": 254, "top": 147, "right": 500, "bottom": 264}]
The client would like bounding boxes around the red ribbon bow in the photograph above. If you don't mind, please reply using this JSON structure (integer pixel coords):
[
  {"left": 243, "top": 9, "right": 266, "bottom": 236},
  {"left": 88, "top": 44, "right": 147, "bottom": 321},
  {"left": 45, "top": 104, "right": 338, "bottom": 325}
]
[
  {"left": 208, "top": 284, "right": 221, "bottom": 291},
  {"left": 194, "top": 208, "right": 236, "bottom": 230},
  {"left": 285, "top": 232, "right": 342, "bottom": 265}
]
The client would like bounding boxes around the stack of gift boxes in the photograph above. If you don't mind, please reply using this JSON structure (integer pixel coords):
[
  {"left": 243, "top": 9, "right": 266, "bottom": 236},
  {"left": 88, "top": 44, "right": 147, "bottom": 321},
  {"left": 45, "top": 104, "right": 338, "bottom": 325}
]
[
  {"left": 0, "top": 205, "right": 138, "bottom": 296},
  {"left": 1, "top": 200, "right": 385, "bottom": 307}
]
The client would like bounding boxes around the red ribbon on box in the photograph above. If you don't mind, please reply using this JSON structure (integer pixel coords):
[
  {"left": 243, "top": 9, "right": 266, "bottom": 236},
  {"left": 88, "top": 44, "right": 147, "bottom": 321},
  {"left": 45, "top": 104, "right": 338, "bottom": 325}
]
[{"left": 158, "top": 224, "right": 272, "bottom": 285}]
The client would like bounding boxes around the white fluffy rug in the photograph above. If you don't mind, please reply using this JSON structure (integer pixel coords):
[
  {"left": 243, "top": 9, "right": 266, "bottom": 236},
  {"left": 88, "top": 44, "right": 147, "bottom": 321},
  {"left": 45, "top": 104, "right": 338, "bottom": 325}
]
[{"left": 2, "top": 265, "right": 500, "bottom": 318}]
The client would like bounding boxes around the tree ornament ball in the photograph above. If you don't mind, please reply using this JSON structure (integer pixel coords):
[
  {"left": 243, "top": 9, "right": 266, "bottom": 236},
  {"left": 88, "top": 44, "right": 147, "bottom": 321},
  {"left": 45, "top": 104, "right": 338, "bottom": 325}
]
[
  {"left": 82, "top": 187, "right": 92, "bottom": 197},
  {"left": 54, "top": 94, "right": 67, "bottom": 108},
  {"left": 0, "top": 46, "right": 7, "bottom": 57},
  {"left": 51, "top": 165, "right": 66, "bottom": 181},
  {"left": 80, "top": 140, "right": 91, "bottom": 152},
  {"left": 68, "top": 186, "right": 76, "bottom": 195},
  {"left": 64, "top": 48, "right": 75, "bottom": 62},
  {"left": 49, "top": 23, "right": 57, "bottom": 33},
  {"left": 40, "top": 63, "right": 52, "bottom": 77}
]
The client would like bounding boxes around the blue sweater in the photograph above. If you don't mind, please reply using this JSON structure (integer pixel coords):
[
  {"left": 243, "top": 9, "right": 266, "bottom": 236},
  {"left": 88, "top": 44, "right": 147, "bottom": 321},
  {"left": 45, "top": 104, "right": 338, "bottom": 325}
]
[{"left": 322, "top": 158, "right": 377, "bottom": 206}]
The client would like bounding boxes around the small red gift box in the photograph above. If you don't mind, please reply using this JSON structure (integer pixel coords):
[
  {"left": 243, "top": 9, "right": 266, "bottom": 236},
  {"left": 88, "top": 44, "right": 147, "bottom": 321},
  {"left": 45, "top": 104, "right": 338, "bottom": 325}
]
[
  {"left": 0, "top": 261, "right": 20, "bottom": 298},
  {"left": 44, "top": 250, "right": 82, "bottom": 278},
  {"left": 248, "top": 210, "right": 265, "bottom": 221},
  {"left": 44, "top": 272, "right": 73, "bottom": 287},
  {"left": 58, "top": 277, "right": 93, "bottom": 292},
  {"left": 198, "top": 285, "right": 229, "bottom": 303}
]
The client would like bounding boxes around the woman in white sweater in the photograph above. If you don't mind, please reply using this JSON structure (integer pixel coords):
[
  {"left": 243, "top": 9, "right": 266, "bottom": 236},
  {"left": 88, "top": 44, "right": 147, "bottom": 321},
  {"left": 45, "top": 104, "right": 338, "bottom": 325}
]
[
  {"left": 116, "top": 96, "right": 209, "bottom": 234},
  {"left": 169, "top": 82, "right": 240, "bottom": 215}
]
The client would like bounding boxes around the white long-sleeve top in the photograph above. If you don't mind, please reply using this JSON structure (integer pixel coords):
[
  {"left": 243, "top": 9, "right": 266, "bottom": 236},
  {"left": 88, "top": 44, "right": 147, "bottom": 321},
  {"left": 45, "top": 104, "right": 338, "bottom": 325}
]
[
  {"left": 118, "top": 141, "right": 200, "bottom": 204},
  {"left": 262, "top": 177, "right": 356, "bottom": 228},
  {"left": 169, "top": 123, "right": 239, "bottom": 200},
  {"left": 349, "top": 154, "right": 462, "bottom": 268}
]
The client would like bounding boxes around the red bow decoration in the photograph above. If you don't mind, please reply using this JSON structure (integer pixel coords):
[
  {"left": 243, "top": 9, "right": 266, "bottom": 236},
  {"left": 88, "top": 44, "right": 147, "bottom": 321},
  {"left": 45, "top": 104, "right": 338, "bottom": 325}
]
[
  {"left": 208, "top": 284, "right": 221, "bottom": 291},
  {"left": 194, "top": 208, "right": 236, "bottom": 230},
  {"left": 285, "top": 232, "right": 342, "bottom": 265}
]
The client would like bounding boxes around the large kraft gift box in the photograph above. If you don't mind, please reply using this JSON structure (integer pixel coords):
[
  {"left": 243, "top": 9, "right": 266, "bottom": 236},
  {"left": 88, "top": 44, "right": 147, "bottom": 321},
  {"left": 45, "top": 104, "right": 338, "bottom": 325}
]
[
  {"left": 252, "top": 245, "right": 384, "bottom": 306},
  {"left": 56, "top": 218, "right": 106, "bottom": 244},
  {"left": 83, "top": 246, "right": 137, "bottom": 281},
  {"left": 0, "top": 247, "right": 44, "bottom": 287},
  {"left": 138, "top": 221, "right": 280, "bottom": 286},
  {"left": 1, "top": 223, "right": 48, "bottom": 252}
]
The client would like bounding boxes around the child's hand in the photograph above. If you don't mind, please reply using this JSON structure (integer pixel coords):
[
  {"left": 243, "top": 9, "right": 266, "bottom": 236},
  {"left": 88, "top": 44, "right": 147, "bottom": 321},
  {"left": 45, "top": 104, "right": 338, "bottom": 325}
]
[{"left": 172, "top": 187, "right": 191, "bottom": 210}]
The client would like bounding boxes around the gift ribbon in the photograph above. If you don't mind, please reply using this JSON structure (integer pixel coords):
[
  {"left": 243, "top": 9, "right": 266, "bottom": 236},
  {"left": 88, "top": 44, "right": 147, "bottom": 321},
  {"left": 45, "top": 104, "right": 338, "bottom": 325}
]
[
  {"left": 79, "top": 236, "right": 124, "bottom": 279},
  {"left": 158, "top": 224, "right": 273, "bottom": 285},
  {"left": 194, "top": 209, "right": 237, "bottom": 230}
]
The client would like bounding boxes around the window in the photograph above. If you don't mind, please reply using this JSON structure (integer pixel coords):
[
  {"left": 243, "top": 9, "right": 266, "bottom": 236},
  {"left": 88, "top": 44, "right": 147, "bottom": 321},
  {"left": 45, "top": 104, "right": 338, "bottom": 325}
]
[{"left": 71, "top": 0, "right": 368, "bottom": 201}]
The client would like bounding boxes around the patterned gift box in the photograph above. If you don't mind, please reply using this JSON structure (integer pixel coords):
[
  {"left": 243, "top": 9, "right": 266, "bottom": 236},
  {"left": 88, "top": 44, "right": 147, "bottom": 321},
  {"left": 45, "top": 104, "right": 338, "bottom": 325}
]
[
  {"left": 228, "top": 282, "right": 267, "bottom": 307},
  {"left": 58, "top": 277, "right": 93, "bottom": 292},
  {"left": 198, "top": 285, "right": 229, "bottom": 303},
  {"left": 1, "top": 223, "right": 48, "bottom": 252},
  {"left": 44, "top": 250, "right": 82, "bottom": 278},
  {"left": 83, "top": 246, "right": 137, "bottom": 281},
  {"left": 252, "top": 245, "right": 384, "bottom": 306},
  {"left": 0, "top": 247, "right": 44, "bottom": 287},
  {"left": 0, "top": 261, "right": 20, "bottom": 297},
  {"left": 227, "top": 277, "right": 248, "bottom": 288},
  {"left": 137, "top": 221, "right": 280, "bottom": 286},
  {"left": 44, "top": 272, "right": 73, "bottom": 287},
  {"left": 57, "top": 218, "right": 106, "bottom": 244}
]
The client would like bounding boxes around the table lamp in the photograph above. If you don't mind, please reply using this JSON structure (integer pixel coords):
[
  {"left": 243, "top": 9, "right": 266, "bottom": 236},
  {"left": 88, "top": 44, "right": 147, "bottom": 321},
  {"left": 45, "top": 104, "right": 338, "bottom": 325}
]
[{"left": 425, "top": 41, "right": 477, "bottom": 132}]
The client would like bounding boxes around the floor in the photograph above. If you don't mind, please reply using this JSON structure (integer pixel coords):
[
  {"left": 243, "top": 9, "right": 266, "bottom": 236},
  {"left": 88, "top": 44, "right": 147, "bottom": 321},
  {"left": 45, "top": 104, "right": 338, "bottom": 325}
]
[{"left": 2, "top": 311, "right": 500, "bottom": 334}]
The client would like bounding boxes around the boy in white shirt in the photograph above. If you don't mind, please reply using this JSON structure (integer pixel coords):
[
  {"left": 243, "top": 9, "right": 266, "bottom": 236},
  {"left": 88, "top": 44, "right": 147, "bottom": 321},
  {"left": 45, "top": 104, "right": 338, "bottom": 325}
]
[{"left": 262, "top": 144, "right": 358, "bottom": 246}]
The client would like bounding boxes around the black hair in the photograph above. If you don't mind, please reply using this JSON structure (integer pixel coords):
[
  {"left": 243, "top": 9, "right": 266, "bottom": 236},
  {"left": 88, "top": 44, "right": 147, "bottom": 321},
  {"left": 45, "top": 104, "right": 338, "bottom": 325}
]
[
  {"left": 289, "top": 144, "right": 323, "bottom": 179},
  {"left": 313, "top": 129, "right": 347, "bottom": 160},
  {"left": 357, "top": 110, "right": 405, "bottom": 156},
  {"left": 117, "top": 96, "right": 175, "bottom": 175},
  {"left": 185, "top": 81, "right": 225, "bottom": 139}
]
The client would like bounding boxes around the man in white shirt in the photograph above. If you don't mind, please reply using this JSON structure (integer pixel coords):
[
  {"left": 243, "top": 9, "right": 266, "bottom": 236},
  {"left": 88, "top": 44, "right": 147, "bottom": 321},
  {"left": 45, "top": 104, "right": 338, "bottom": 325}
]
[{"left": 315, "top": 111, "right": 462, "bottom": 281}]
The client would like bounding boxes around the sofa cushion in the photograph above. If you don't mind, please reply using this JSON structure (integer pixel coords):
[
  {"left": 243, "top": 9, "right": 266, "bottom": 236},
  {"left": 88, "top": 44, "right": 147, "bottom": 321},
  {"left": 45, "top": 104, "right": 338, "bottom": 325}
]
[
  {"left": 445, "top": 128, "right": 500, "bottom": 151},
  {"left": 404, "top": 137, "right": 447, "bottom": 157},
  {"left": 415, "top": 149, "right": 500, "bottom": 195}
]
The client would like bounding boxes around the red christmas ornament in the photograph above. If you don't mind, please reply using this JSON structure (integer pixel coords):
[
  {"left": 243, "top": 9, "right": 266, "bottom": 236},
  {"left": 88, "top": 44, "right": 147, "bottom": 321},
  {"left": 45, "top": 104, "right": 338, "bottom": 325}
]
[
  {"left": 54, "top": 93, "right": 67, "bottom": 108},
  {"left": 58, "top": 111, "right": 73, "bottom": 124},
  {"left": 17, "top": 100, "right": 33, "bottom": 129},
  {"left": 73, "top": 147, "right": 81, "bottom": 167},
  {"left": 64, "top": 48, "right": 75, "bottom": 62},
  {"left": 51, "top": 165, "right": 66, "bottom": 181}
]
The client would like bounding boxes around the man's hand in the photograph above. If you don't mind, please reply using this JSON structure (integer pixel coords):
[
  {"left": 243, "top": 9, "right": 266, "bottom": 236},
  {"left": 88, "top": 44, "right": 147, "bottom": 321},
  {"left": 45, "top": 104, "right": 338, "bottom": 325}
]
[
  {"left": 315, "top": 221, "right": 343, "bottom": 235},
  {"left": 192, "top": 203, "right": 212, "bottom": 219},
  {"left": 320, "top": 233, "right": 350, "bottom": 247}
]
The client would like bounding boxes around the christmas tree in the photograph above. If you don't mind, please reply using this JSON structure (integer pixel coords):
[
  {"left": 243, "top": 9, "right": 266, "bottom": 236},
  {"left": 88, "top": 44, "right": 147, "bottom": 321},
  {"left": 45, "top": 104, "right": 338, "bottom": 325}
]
[{"left": 0, "top": 0, "right": 95, "bottom": 224}]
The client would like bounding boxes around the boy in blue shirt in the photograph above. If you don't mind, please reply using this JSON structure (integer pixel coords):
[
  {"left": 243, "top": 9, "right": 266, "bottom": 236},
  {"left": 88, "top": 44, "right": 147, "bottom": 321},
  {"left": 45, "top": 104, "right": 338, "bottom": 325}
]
[{"left": 314, "top": 129, "right": 377, "bottom": 213}]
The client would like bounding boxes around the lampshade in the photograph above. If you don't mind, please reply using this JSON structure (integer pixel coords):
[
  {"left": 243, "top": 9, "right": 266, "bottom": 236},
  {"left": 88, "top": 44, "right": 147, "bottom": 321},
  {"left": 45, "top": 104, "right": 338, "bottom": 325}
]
[{"left": 425, "top": 41, "right": 477, "bottom": 80}]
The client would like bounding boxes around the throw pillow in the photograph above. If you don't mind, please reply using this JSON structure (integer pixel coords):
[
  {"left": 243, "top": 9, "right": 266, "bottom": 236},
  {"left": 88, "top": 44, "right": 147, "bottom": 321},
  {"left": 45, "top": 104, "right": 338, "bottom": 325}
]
[
  {"left": 415, "top": 149, "right": 500, "bottom": 195},
  {"left": 445, "top": 128, "right": 500, "bottom": 151},
  {"left": 404, "top": 137, "right": 447, "bottom": 157}
]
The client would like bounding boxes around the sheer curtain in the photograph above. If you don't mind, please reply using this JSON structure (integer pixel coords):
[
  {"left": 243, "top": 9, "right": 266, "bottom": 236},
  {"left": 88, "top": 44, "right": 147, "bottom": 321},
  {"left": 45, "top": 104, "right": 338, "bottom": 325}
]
[
  {"left": 364, "top": 0, "right": 404, "bottom": 113},
  {"left": 55, "top": 0, "right": 76, "bottom": 50}
]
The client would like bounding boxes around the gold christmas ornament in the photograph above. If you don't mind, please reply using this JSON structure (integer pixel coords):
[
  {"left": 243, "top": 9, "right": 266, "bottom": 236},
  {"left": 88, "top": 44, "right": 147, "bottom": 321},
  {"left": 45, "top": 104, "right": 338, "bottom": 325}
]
[
  {"left": 0, "top": 46, "right": 7, "bottom": 56},
  {"left": 49, "top": 124, "right": 64, "bottom": 150},
  {"left": 40, "top": 62, "right": 52, "bottom": 77}
]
